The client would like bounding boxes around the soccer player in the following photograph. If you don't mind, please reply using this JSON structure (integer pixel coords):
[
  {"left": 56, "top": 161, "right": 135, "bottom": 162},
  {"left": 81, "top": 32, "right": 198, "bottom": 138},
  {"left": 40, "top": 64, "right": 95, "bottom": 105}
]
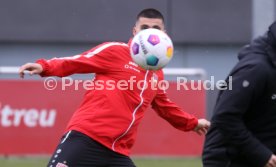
[
  {"left": 202, "top": 21, "right": 276, "bottom": 167},
  {"left": 19, "top": 8, "right": 210, "bottom": 167}
]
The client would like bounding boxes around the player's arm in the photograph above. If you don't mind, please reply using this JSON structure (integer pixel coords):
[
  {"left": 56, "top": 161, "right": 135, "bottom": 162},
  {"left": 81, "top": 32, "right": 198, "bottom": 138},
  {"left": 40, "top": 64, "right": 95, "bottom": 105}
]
[
  {"left": 151, "top": 72, "right": 210, "bottom": 135},
  {"left": 19, "top": 42, "right": 127, "bottom": 78},
  {"left": 212, "top": 63, "right": 273, "bottom": 167}
]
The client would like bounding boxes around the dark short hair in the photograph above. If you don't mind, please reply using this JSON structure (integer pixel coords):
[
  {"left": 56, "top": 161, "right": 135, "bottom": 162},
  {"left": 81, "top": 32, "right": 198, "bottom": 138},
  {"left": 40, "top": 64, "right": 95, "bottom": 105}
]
[{"left": 136, "top": 8, "right": 165, "bottom": 23}]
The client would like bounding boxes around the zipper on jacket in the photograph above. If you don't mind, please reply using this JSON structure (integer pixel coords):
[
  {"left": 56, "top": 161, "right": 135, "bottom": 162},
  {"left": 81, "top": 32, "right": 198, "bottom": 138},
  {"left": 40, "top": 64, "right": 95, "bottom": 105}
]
[{"left": 111, "top": 70, "right": 149, "bottom": 151}]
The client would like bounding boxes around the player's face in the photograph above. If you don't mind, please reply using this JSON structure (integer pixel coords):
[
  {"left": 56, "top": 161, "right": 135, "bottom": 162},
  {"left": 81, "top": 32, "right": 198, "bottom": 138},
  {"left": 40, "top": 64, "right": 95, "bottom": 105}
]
[{"left": 133, "top": 17, "right": 165, "bottom": 36}]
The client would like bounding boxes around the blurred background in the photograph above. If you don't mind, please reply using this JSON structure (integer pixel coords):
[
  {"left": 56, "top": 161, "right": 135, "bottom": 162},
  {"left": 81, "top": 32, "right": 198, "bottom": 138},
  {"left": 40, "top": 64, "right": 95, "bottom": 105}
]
[{"left": 0, "top": 0, "right": 275, "bottom": 166}]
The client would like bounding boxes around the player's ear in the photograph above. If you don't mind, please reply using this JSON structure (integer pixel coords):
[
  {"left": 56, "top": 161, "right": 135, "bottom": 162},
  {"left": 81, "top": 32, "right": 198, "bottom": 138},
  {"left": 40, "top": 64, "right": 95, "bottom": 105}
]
[{"left": 132, "top": 26, "right": 137, "bottom": 36}]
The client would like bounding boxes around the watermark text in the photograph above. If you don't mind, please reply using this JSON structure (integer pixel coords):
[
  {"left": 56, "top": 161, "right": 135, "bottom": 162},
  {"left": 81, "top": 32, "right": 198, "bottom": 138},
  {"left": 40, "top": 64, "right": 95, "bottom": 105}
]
[{"left": 43, "top": 76, "right": 232, "bottom": 91}]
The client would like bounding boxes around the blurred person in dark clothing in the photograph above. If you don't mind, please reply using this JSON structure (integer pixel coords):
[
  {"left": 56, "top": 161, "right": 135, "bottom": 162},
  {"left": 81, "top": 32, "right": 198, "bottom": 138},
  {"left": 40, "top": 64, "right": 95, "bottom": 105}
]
[{"left": 203, "top": 21, "right": 276, "bottom": 167}]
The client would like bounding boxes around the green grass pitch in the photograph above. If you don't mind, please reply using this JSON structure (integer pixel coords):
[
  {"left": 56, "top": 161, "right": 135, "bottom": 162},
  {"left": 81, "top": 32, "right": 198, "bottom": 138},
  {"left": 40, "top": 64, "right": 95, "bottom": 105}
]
[{"left": 0, "top": 157, "right": 202, "bottom": 167}]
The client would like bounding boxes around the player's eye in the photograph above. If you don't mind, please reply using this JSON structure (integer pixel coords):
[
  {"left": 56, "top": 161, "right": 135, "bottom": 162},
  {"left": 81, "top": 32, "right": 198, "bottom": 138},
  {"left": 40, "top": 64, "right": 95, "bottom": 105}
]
[
  {"left": 141, "top": 25, "right": 150, "bottom": 30},
  {"left": 152, "top": 26, "right": 161, "bottom": 30}
]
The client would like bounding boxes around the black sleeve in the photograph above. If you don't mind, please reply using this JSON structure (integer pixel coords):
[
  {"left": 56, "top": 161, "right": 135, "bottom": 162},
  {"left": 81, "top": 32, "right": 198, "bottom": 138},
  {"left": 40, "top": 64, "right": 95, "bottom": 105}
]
[{"left": 212, "top": 63, "right": 272, "bottom": 167}]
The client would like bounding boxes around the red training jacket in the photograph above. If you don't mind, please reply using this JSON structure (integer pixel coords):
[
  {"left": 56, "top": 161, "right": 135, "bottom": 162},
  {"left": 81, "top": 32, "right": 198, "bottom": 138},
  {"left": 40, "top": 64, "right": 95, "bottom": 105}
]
[{"left": 36, "top": 41, "right": 198, "bottom": 156}]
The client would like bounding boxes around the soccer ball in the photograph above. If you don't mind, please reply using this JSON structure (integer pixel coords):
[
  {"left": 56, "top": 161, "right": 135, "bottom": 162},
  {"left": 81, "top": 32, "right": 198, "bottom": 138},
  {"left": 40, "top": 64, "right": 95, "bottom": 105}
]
[{"left": 130, "top": 28, "right": 173, "bottom": 70}]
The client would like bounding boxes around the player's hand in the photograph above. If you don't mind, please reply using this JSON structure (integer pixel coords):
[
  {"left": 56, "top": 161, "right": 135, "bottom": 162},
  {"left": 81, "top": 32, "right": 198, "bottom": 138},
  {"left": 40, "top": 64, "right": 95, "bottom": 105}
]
[
  {"left": 19, "top": 63, "right": 43, "bottom": 78},
  {"left": 193, "top": 119, "right": 210, "bottom": 136},
  {"left": 265, "top": 154, "right": 276, "bottom": 167}
]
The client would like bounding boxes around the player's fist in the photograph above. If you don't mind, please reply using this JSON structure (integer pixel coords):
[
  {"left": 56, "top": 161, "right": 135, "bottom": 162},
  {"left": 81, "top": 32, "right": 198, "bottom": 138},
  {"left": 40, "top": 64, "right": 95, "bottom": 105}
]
[
  {"left": 19, "top": 63, "right": 43, "bottom": 78},
  {"left": 193, "top": 119, "right": 210, "bottom": 136},
  {"left": 265, "top": 154, "right": 276, "bottom": 167}
]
